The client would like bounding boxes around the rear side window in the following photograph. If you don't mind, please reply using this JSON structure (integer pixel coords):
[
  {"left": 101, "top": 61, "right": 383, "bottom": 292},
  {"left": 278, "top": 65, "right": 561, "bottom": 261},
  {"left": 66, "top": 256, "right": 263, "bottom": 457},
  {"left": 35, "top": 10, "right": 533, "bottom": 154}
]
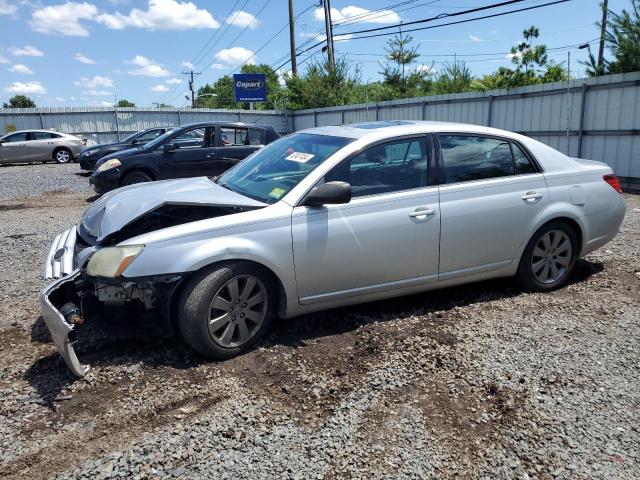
[
  {"left": 221, "top": 127, "right": 248, "bottom": 146},
  {"left": 248, "top": 129, "right": 263, "bottom": 145},
  {"left": 512, "top": 142, "right": 536, "bottom": 174},
  {"left": 439, "top": 134, "right": 535, "bottom": 184},
  {"left": 31, "top": 132, "right": 56, "bottom": 140}
]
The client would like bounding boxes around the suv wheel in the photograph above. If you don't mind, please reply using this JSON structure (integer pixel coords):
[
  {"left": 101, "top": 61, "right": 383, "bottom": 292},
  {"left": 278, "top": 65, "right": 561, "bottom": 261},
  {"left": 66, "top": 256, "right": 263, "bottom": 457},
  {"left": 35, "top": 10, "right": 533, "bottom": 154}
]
[
  {"left": 122, "top": 170, "right": 153, "bottom": 186},
  {"left": 178, "top": 263, "right": 276, "bottom": 359}
]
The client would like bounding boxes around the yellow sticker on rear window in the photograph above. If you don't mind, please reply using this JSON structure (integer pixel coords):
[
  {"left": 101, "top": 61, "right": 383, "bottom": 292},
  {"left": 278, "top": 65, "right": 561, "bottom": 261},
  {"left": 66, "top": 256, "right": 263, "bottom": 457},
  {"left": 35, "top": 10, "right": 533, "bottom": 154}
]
[{"left": 269, "top": 187, "right": 286, "bottom": 199}]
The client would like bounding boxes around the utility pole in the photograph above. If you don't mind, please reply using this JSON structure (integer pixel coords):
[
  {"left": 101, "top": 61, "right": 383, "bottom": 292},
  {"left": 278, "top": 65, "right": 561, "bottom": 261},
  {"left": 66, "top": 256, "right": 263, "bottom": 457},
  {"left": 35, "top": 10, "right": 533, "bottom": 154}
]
[
  {"left": 322, "top": 0, "right": 335, "bottom": 72},
  {"left": 597, "top": 0, "right": 608, "bottom": 72},
  {"left": 182, "top": 70, "right": 201, "bottom": 108},
  {"left": 288, "top": 0, "right": 297, "bottom": 76}
]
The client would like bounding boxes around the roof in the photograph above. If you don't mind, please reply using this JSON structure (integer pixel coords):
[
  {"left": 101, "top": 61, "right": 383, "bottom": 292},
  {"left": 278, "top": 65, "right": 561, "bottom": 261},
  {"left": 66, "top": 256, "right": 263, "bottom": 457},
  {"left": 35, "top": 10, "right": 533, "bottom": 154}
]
[
  {"left": 301, "top": 120, "right": 532, "bottom": 140},
  {"left": 176, "top": 121, "right": 276, "bottom": 130}
]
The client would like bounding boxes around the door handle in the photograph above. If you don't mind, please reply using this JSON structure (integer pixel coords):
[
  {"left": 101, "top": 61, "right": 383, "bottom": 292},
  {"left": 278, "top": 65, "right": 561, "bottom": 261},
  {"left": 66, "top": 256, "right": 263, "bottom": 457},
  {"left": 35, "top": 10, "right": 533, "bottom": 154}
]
[
  {"left": 522, "top": 191, "right": 542, "bottom": 203},
  {"left": 409, "top": 208, "right": 436, "bottom": 218}
]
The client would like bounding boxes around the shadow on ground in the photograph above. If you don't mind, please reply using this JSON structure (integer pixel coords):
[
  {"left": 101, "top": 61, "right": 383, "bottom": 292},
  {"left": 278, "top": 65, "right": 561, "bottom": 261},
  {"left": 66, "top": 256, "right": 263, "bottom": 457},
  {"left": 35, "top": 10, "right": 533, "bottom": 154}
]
[{"left": 24, "top": 259, "right": 603, "bottom": 405}]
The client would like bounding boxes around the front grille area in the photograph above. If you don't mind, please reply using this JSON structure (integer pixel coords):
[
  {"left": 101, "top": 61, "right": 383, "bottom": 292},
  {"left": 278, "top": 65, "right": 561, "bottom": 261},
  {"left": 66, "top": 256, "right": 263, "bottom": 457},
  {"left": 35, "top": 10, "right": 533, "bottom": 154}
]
[{"left": 44, "top": 226, "right": 78, "bottom": 280}]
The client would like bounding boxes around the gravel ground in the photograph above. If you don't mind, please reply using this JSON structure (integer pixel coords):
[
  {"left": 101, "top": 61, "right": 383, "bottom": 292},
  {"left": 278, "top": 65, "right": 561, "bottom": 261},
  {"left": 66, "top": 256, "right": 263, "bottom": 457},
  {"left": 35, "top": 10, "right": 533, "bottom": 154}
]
[{"left": 0, "top": 163, "right": 638, "bottom": 479}]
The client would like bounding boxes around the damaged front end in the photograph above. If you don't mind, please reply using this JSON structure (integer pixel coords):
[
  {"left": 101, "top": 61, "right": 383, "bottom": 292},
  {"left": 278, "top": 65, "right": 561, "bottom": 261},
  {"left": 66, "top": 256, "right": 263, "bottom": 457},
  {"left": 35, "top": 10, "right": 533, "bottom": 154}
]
[{"left": 41, "top": 177, "right": 268, "bottom": 376}]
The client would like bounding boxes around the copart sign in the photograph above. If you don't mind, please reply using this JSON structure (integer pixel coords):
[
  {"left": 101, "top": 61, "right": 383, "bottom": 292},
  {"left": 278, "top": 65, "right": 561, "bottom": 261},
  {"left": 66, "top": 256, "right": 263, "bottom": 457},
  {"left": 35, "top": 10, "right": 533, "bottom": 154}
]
[{"left": 233, "top": 73, "right": 267, "bottom": 102}]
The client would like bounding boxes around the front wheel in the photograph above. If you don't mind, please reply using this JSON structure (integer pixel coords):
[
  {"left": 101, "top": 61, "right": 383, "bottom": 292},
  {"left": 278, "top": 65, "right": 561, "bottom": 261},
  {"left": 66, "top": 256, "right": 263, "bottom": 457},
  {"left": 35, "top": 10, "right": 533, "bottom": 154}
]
[
  {"left": 178, "top": 263, "right": 276, "bottom": 360},
  {"left": 54, "top": 148, "right": 72, "bottom": 164},
  {"left": 122, "top": 170, "right": 153, "bottom": 186},
  {"left": 516, "top": 221, "right": 579, "bottom": 292}
]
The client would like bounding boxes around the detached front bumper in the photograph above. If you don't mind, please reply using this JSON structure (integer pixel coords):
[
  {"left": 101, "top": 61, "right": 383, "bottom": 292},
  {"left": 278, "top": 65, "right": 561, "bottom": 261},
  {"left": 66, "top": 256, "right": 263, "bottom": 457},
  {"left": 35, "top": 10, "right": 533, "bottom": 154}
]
[{"left": 40, "top": 270, "right": 89, "bottom": 377}]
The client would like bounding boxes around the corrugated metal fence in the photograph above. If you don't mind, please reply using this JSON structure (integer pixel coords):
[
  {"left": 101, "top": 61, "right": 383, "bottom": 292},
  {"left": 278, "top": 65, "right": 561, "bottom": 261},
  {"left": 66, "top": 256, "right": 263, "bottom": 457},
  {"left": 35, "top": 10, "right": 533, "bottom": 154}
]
[
  {"left": 292, "top": 71, "right": 640, "bottom": 189},
  {"left": 0, "top": 107, "right": 286, "bottom": 145},
  {"left": 1, "top": 72, "right": 638, "bottom": 187}
]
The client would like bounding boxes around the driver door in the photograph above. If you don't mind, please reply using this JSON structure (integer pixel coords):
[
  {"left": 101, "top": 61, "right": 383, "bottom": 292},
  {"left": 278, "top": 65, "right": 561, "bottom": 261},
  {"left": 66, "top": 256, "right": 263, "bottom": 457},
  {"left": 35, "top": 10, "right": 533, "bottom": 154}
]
[
  {"left": 291, "top": 136, "right": 440, "bottom": 304},
  {"left": 160, "top": 126, "right": 218, "bottom": 178}
]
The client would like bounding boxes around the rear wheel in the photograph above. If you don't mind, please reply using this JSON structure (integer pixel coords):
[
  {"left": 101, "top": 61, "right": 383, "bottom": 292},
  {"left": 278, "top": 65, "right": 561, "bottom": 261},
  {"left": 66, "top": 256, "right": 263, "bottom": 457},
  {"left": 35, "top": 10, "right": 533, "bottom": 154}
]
[
  {"left": 178, "top": 263, "right": 276, "bottom": 359},
  {"left": 122, "top": 170, "right": 153, "bottom": 186},
  {"left": 53, "top": 148, "right": 72, "bottom": 164},
  {"left": 516, "top": 221, "right": 578, "bottom": 291}
]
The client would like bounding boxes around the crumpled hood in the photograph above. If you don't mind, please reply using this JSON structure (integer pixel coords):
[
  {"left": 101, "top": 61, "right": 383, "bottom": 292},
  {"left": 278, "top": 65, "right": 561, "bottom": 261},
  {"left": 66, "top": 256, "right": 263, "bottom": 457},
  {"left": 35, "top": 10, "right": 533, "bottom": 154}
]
[{"left": 80, "top": 177, "right": 266, "bottom": 242}]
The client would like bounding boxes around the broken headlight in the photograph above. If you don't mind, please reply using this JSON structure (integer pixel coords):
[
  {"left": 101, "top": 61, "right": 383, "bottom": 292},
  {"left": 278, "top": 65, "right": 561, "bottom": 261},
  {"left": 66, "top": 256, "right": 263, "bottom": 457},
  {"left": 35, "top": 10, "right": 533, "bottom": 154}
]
[{"left": 86, "top": 245, "right": 144, "bottom": 277}]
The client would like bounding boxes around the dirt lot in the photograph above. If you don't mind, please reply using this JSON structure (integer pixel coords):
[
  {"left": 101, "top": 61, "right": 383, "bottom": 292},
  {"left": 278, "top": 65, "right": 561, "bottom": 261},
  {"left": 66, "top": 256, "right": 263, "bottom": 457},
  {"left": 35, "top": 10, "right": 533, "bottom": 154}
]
[{"left": 0, "top": 163, "right": 638, "bottom": 479}]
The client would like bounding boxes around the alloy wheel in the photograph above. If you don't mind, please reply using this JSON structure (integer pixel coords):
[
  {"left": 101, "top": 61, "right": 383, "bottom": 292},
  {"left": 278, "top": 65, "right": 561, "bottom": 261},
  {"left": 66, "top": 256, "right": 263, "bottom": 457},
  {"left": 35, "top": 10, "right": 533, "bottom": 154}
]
[
  {"left": 531, "top": 229, "right": 572, "bottom": 284},
  {"left": 56, "top": 150, "right": 71, "bottom": 163},
  {"left": 208, "top": 275, "right": 268, "bottom": 348}
]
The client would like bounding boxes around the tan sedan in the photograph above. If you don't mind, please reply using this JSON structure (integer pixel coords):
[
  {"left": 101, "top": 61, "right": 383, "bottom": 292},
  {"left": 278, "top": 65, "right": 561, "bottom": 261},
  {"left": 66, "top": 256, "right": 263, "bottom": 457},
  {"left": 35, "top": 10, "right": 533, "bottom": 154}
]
[{"left": 0, "top": 129, "right": 86, "bottom": 164}]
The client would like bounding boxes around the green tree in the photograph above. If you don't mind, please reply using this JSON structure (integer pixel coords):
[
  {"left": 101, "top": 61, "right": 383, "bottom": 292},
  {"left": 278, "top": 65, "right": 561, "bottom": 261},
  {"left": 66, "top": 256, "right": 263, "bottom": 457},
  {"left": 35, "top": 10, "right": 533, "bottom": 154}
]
[
  {"left": 585, "top": 0, "right": 640, "bottom": 75},
  {"left": 433, "top": 62, "right": 474, "bottom": 94},
  {"left": 285, "top": 56, "right": 361, "bottom": 110},
  {"left": 117, "top": 99, "right": 135, "bottom": 107},
  {"left": 380, "top": 32, "right": 428, "bottom": 97},
  {"left": 3, "top": 95, "right": 36, "bottom": 108}
]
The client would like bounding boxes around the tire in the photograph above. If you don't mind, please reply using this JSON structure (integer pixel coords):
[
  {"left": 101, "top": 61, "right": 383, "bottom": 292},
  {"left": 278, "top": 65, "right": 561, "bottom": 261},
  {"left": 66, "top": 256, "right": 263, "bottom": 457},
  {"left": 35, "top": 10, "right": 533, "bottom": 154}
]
[
  {"left": 122, "top": 170, "right": 153, "bottom": 186},
  {"left": 178, "top": 262, "right": 276, "bottom": 360},
  {"left": 516, "top": 220, "right": 579, "bottom": 292},
  {"left": 53, "top": 148, "right": 72, "bottom": 164}
]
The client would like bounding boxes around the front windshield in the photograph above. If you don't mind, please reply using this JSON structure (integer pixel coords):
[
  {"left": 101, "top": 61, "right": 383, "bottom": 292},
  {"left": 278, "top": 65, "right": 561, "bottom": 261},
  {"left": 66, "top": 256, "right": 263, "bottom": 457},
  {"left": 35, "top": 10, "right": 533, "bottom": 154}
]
[
  {"left": 217, "top": 133, "right": 354, "bottom": 204},
  {"left": 143, "top": 127, "right": 181, "bottom": 150}
]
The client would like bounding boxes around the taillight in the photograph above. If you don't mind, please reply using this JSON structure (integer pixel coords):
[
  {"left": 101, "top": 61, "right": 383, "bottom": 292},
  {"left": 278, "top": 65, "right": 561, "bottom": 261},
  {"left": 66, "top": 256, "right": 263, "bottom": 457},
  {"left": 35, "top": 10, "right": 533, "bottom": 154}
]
[{"left": 603, "top": 174, "right": 623, "bottom": 194}]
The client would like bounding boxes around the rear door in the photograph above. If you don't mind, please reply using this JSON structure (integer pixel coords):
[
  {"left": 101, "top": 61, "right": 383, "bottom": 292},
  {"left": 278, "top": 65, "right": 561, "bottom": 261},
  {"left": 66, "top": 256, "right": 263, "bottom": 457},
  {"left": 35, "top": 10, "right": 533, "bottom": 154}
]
[
  {"left": 213, "top": 126, "right": 262, "bottom": 173},
  {"left": 29, "top": 131, "right": 57, "bottom": 160},
  {"left": 436, "top": 133, "right": 548, "bottom": 279}
]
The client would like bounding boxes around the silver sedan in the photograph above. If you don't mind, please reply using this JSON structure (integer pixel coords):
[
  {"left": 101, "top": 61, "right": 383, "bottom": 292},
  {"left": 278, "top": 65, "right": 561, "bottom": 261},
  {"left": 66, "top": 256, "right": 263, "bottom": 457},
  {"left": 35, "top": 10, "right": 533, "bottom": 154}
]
[
  {"left": 40, "top": 121, "right": 626, "bottom": 375},
  {"left": 0, "top": 129, "right": 86, "bottom": 164}
]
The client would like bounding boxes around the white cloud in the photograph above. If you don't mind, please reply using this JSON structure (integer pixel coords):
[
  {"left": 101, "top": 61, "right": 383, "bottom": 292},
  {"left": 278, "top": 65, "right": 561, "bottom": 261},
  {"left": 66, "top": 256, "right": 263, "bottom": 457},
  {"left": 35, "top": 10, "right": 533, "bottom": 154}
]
[
  {"left": 0, "top": 0, "right": 18, "bottom": 16},
  {"left": 55, "top": 96, "right": 65, "bottom": 102},
  {"left": 413, "top": 63, "right": 435, "bottom": 74},
  {"left": 215, "top": 47, "right": 255, "bottom": 66},
  {"left": 9, "top": 64, "right": 33, "bottom": 74},
  {"left": 225, "top": 10, "right": 259, "bottom": 29},
  {"left": 126, "top": 55, "right": 169, "bottom": 77},
  {"left": 95, "top": 0, "right": 219, "bottom": 30},
  {"left": 84, "top": 89, "right": 112, "bottom": 96},
  {"left": 74, "top": 52, "right": 95, "bottom": 64},
  {"left": 30, "top": 2, "right": 97, "bottom": 36},
  {"left": 507, "top": 52, "right": 523, "bottom": 59},
  {"left": 151, "top": 84, "right": 169, "bottom": 92},
  {"left": 276, "top": 68, "right": 291, "bottom": 87},
  {"left": 299, "top": 31, "right": 351, "bottom": 42},
  {"left": 73, "top": 75, "right": 113, "bottom": 88},
  {"left": 0, "top": 55, "right": 10, "bottom": 64},
  {"left": 100, "top": 100, "right": 112, "bottom": 106},
  {"left": 5, "top": 81, "right": 46, "bottom": 94},
  {"left": 166, "top": 77, "right": 182, "bottom": 84},
  {"left": 210, "top": 63, "right": 226, "bottom": 70},
  {"left": 469, "top": 34, "right": 483, "bottom": 42},
  {"left": 10, "top": 45, "right": 43, "bottom": 57},
  {"left": 314, "top": 6, "right": 399, "bottom": 25},
  {"left": 181, "top": 61, "right": 194, "bottom": 69}
]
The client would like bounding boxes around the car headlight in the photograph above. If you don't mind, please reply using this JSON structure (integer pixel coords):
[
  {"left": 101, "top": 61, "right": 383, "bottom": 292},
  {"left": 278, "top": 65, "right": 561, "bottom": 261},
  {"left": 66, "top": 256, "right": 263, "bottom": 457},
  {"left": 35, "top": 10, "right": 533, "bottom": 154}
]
[
  {"left": 86, "top": 245, "right": 144, "bottom": 277},
  {"left": 96, "top": 158, "right": 121, "bottom": 172}
]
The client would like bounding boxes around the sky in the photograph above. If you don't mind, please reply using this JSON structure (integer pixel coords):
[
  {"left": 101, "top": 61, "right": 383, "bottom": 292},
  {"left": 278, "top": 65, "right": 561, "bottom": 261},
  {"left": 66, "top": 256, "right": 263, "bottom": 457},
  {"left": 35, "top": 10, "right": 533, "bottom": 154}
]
[{"left": 0, "top": 0, "right": 631, "bottom": 108}]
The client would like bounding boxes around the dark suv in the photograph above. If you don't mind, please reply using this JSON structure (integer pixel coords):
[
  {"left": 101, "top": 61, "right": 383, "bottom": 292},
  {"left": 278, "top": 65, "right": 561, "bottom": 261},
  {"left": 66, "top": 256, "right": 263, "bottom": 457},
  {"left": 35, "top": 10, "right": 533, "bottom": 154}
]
[
  {"left": 79, "top": 126, "right": 173, "bottom": 171},
  {"left": 90, "top": 122, "right": 280, "bottom": 194}
]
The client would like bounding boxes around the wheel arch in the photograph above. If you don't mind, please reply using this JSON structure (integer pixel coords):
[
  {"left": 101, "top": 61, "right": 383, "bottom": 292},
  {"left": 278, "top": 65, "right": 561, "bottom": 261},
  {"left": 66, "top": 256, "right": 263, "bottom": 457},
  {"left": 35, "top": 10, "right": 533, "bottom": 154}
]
[{"left": 520, "top": 210, "right": 586, "bottom": 260}]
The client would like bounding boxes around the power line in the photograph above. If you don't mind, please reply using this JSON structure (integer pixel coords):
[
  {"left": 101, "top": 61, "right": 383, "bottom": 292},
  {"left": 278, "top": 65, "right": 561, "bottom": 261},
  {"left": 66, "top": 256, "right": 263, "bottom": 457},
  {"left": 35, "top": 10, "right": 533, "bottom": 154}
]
[
  {"left": 337, "top": 0, "right": 572, "bottom": 41},
  {"left": 333, "top": 0, "right": 530, "bottom": 36}
]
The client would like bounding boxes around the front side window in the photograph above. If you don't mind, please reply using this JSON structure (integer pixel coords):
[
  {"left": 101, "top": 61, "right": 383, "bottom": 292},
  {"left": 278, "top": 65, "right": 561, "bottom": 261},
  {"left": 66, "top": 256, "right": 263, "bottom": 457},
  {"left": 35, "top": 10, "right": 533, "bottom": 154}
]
[
  {"left": 172, "top": 127, "right": 207, "bottom": 148},
  {"left": 217, "top": 133, "right": 354, "bottom": 204},
  {"left": 220, "top": 127, "right": 248, "bottom": 146},
  {"left": 326, "top": 137, "right": 429, "bottom": 197},
  {"left": 2, "top": 132, "right": 28, "bottom": 143},
  {"left": 439, "top": 135, "right": 516, "bottom": 184},
  {"left": 136, "top": 129, "right": 163, "bottom": 143}
]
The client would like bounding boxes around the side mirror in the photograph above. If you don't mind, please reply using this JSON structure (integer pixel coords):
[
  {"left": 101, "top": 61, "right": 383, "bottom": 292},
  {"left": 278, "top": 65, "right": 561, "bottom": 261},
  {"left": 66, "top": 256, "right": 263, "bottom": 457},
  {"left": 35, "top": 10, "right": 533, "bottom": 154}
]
[
  {"left": 303, "top": 181, "right": 352, "bottom": 207},
  {"left": 163, "top": 143, "right": 177, "bottom": 153}
]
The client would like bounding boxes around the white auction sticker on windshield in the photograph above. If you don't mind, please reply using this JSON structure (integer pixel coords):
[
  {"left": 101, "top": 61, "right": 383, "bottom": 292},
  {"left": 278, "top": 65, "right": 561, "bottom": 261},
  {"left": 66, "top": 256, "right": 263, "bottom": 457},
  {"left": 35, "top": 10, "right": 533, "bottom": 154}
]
[{"left": 286, "top": 151, "right": 315, "bottom": 163}]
